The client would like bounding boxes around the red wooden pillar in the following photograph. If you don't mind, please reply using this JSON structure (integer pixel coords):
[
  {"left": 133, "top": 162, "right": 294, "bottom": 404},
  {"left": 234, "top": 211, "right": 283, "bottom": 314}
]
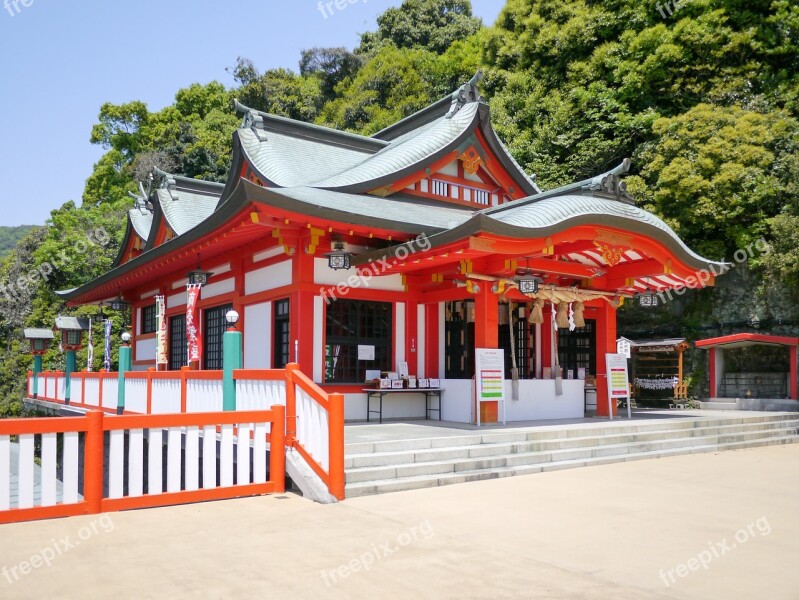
[
  {"left": 594, "top": 301, "right": 618, "bottom": 418},
  {"left": 790, "top": 345, "right": 798, "bottom": 401},
  {"left": 474, "top": 284, "right": 499, "bottom": 423},
  {"left": 473, "top": 285, "right": 498, "bottom": 348},
  {"left": 291, "top": 245, "right": 315, "bottom": 377},
  {"left": 424, "top": 303, "right": 439, "bottom": 378},
  {"left": 290, "top": 291, "right": 315, "bottom": 376},
  {"left": 708, "top": 347, "right": 717, "bottom": 398}
]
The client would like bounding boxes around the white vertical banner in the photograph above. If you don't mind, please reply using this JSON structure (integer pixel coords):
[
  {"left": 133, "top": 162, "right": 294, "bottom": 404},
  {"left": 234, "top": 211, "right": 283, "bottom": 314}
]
[
  {"left": 156, "top": 295, "right": 168, "bottom": 367},
  {"left": 87, "top": 318, "right": 94, "bottom": 372}
]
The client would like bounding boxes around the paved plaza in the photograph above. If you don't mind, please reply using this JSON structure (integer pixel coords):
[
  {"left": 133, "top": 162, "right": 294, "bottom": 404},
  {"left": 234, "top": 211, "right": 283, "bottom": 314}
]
[{"left": 1, "top": 443, "right": 797, "bottom": 599}]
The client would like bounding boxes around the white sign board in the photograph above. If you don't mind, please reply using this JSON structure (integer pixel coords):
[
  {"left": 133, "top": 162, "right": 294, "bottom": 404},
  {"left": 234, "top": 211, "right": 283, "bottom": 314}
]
[
  {"left": 357, "top": 345, "right": 375, "bottom": 361},
  {"left": 605, "top": 353, "right": 631, "bottom": 420},
  {"left": 475, "top": 348, "right": 506, "bottom": 426}
]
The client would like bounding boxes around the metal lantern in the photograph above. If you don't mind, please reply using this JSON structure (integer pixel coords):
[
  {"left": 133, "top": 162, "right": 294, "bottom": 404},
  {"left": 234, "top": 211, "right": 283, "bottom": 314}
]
[
  {"left": 110, "top": 296, "right": 129, "bottom": 311},
  {"left": 639, "top": 292, "right": 659, "bottom": 307},
  {"left": 518, "top": 278, "right": 539, "bottom": 295},
  {"left": 187, "top": 269, "right": 214, "bottom": 286},
  {"left": 187, "top": 254, "right": 214, "bottom": 286},
  {"left": 326, "top": 240, "right": 352, "bottom": 271}
]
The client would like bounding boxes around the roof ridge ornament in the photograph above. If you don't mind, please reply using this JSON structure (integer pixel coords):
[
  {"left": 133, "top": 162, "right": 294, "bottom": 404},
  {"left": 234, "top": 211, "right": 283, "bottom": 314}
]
[
  {"left": 151, "top": 166, "right": 180, "bottom": 202},
  {"left": 127, "top": 174, "right": 154, "bottom": 214},
  {"left": 233, "top": 99, "right": 267, "bottom": 140},
  {"left": 446, "top": 70, "right": 485, "bottom": 119},
  {"left": 584, "top": 158, "right": 634, "bottom": 203}
]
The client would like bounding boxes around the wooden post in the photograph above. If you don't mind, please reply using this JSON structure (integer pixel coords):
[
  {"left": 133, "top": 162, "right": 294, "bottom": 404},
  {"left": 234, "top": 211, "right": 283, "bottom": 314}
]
[
  {"left": 270, "top": 404, "right": 286, "bottom": 494},
  {"left": 328, "top": 392, "right": 345, "bottom": 501},
  {"left": 284, "top": 363, "right": 299, "bottom": 445},
  {"left": 84, "top": 411, "right": 104, "bottom": 514}
]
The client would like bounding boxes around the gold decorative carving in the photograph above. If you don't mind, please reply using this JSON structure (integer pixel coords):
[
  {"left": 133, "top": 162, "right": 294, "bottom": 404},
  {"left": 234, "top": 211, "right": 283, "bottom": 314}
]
[{"left": 459, "top": 150, "right": 483, "bottom": 175}]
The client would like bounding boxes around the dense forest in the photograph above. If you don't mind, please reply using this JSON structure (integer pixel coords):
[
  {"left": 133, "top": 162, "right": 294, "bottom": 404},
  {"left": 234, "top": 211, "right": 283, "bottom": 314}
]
[
  {"left": 0, "top": 226, "right": 37, "bottom": 258},
  {"left": 1, "top": 0, "right": 798, "bottom": 414}
]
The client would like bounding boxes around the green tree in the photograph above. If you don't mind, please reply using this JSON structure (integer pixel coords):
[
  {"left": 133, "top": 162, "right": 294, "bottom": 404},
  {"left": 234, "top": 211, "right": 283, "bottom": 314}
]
[{"left": 358, "top": 0, "right": 482, "bottom": 55}]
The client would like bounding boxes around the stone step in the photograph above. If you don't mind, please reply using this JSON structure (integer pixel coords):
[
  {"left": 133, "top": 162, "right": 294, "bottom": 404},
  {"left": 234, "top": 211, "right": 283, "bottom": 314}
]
[
  {"left": 344, "top": 419, "right": 799, "bottom": 469},
  {"left": 344, "top": 425, "right": 799, "bottom": 483},
  {"left": 345, "top": 434, "right": 799, "bottom": 497},
  {"left": 344, "top": 414, "right": 799, "bottom": 456}
]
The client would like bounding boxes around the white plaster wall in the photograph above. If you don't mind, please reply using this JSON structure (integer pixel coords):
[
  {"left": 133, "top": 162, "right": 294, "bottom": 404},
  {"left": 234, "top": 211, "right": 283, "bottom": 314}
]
[
  {"left": 245, "top": 260, "right": 292, "bottom": 296},
  {"left": 167, "top": 292, "right": 186, "bottom": 309},
  {"left": 343, "top": 392, "right": 433, "bottom": 422},
  {"left": 395, "top": 302, "right": 406, "bottom": 367},
  {"left": 438, "top": 160, "right": 458, "bottom": 176},
  {"left": 342, "top": 379, "right": 585, "bottom": 423},
  {"left": 252, "top": 246, "right": 284, "bottom": 263},
  {"left": 244, "top": 302, "right": 271, "bottom": 369},
  {"left": 136, "top": 338, "right": 156, "bottom": 362},
  {"left": 314, "top": 258, "right": 405, "bottom": 292},
  {"left": 503, "top": 380, "right": 584, "bottom": 421},
  {"left": 201, "top": 277, "right": 235, "bottom": 300}
]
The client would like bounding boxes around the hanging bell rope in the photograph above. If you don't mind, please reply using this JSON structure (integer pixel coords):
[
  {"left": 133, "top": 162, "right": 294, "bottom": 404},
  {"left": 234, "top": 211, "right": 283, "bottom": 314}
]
[
  {"left": 574, "top": 301, "right": 585, "bottom": 328},
  {"left": 529, "top": 298, "right": 544, "bottom": 325},
  {"left": 556, "top": 301, "right": 570, "bottom": 329}
]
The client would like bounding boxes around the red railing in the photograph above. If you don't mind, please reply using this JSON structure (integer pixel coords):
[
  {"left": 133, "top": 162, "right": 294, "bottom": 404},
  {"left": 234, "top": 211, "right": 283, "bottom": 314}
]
[
  {"left": 25, "top": 363, "right": 345, "bottom": 502},
  {"left": 0, "top": 407, "right": 285, "bottom": 524},
  {"left": 234, "top": 365, "right": 345, "bottom": 501}
]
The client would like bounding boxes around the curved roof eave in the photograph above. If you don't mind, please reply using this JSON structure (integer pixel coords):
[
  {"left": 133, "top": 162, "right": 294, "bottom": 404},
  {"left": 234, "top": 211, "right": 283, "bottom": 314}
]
[
  {"left": 110, "top": 215, "right": 138, "bottom": 269},
  {"left": 353, "top": 207, "right": 726, "bottom": 274},
  {"left": 59, "top": 181, "right": 257, "bottom": 302}
]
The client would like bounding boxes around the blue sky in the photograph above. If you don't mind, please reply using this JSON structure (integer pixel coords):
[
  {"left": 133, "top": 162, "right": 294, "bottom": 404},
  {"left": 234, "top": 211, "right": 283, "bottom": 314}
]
[{"left": 0, "top": 0, "right": 506, "bottom": 227}]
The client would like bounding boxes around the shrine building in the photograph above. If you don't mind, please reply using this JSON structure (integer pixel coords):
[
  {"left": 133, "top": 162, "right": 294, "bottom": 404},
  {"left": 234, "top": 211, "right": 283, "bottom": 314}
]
[{"left": 59, "top": 74, "right": 724, "bottom": 423}]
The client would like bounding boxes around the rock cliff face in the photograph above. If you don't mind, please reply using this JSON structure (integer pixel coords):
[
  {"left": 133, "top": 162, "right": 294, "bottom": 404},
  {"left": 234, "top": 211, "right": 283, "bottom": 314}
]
[{"left": 618, "top": 264, "right": 799, "bottom": 399}]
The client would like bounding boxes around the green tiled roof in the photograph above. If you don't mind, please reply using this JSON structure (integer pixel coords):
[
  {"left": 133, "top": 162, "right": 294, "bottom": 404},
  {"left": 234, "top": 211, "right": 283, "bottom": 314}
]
[{"left": 129, "top": 209, "right": 153, "bottom": 241}]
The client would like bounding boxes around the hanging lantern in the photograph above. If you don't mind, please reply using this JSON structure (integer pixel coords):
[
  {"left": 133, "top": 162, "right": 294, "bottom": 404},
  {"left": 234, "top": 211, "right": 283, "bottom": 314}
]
[
  {"left": 517, "top": 277, "right": 539, "bottom": 295},
  {"left": 109, "top": 296, "right": 129, "bottom": 311},
  {"left": 326, "top": 240, "right": 352, "bottom": 271},
  {"left": 187, "top": 253, "right": 214, "bottom": 286},
  {"left": 639, "top": 292, "right": 659, "bottom": 307}
]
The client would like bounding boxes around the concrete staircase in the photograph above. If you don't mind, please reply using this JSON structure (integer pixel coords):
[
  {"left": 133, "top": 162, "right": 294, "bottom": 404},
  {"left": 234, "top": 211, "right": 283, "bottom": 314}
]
[{"left": 344, "top": 414, "right": 799, "bottom": 497}]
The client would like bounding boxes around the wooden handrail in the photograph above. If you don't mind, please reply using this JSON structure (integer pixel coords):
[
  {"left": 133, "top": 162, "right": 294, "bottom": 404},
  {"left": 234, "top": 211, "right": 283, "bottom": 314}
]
[{"left": 1, "top": 407, "right": 286, "bottom": 523}]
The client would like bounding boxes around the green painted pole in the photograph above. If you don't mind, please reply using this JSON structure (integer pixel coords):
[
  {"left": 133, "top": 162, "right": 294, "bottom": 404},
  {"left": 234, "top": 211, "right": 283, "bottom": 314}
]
[
  {"left": 65, "top": 350, "right": 76, "bottom": 403},
  {"left": 222, "top": 328, "right": 242, "bottom": 411},
  {"left": 33, "top": 355, "right": 42, "bottom": 398},
  {"left": 117, "top": 342, "right": 132, "bottom": 415}
]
